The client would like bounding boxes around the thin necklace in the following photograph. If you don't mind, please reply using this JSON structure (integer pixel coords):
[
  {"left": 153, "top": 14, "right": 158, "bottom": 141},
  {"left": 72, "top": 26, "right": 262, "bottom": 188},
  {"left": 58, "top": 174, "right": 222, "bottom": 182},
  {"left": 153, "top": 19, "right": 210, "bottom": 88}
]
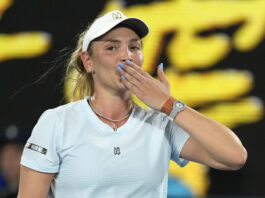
[{"left": 88, "top": 99, "right": 131, "bottom": 131}]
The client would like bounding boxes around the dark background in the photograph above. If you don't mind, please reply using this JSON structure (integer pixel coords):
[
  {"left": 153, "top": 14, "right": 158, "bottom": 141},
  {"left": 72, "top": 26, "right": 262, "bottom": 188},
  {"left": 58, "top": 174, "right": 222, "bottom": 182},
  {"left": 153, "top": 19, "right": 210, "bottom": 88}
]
[{"left": 0, "top": 0, "right": 264, "bottom": 197}]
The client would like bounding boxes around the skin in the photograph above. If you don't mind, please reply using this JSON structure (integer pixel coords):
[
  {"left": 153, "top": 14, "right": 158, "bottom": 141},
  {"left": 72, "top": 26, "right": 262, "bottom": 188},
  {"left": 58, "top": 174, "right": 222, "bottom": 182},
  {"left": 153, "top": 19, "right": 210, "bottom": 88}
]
[
  {"left": 0, "top": 143, "right": 23, "bottom": 185},
  {"left": 118, "top": 59, "right": 247, "bottom": 170},
  {"left": 17, "top": 27, "right": 247, "bottom": 198},
  {"left": 81, "top": 27, "right": 146, "bottom": 127}
]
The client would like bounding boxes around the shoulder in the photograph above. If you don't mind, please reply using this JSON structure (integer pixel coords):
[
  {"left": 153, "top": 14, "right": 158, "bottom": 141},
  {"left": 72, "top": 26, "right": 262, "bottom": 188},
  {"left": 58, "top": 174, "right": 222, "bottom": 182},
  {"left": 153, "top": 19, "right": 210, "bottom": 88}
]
[
  {"left": 39, "top": 98, "right": 87, "bottom": 122},
  {"left": 133, "top": 105, "right": 186, "bottom": 135},
  {"left": 133, "top": 104, "right": 155, "bottom": 117},
  {"left": 46, "top": 98, "right": 86, "bottom": 114},
  {"left": 133, "top": 104, "right": 171, "bottom": 124},
  {"left": 31, "top": 99, "right": 87, "bottom": 139},
  {"left": 54, "top": 98, "right": 86, "bottom": 113}
]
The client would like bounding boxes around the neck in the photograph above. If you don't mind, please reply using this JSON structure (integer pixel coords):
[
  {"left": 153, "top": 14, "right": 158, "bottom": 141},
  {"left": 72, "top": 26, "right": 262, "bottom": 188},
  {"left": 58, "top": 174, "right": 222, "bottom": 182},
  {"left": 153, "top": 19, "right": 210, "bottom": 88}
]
[{"left": 89, "top": 91, "right": 132, "bottom": 120}]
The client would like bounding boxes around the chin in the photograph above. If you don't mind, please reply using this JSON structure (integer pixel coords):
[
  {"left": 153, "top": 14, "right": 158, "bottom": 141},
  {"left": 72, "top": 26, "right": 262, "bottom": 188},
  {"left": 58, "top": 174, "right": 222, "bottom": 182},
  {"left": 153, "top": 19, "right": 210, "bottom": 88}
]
[
  {"left": 117, "top": 84, "right": 128, "bottom": 91},
  {"left": 116, "top": 81, "right": 130, "bottom": 93}
]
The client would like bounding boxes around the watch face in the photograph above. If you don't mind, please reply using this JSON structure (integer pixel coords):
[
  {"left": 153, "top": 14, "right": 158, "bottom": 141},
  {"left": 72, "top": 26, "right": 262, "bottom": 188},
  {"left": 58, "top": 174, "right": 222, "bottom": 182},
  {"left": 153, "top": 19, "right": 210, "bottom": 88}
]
[
  {"left": 175, "top": 102, "right": 184, "bottom": 108},
  {"left": 170, "top": 100, "right": 186, "bottom": 119}
]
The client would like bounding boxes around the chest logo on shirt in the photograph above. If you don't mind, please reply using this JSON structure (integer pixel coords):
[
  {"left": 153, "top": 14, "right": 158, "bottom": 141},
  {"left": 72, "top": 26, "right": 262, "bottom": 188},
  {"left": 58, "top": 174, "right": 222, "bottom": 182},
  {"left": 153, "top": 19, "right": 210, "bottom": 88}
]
[
  {"left": 114, "top": 147, "right": 121, "bottom": 155},
  {"left": 25, "top": 142, "right": 47, "bottom": 155}
]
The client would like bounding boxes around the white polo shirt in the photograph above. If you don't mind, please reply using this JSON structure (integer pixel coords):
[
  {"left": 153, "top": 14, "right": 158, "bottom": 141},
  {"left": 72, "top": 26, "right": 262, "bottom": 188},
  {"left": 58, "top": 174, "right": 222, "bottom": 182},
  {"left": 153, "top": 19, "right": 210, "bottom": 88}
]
[{"left": 21, "top": 96, "right": 190, "bottom": 198}]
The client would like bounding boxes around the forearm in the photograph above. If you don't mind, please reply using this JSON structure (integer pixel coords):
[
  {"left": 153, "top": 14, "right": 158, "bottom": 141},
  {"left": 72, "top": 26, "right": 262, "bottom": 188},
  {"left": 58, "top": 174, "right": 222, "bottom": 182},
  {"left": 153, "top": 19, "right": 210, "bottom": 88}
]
[
  {"left": 118, "top": 60, "right": 247, "bottom": 169},
  {"left": 174, "top": 106, "right": 247, "bottom": 169}
]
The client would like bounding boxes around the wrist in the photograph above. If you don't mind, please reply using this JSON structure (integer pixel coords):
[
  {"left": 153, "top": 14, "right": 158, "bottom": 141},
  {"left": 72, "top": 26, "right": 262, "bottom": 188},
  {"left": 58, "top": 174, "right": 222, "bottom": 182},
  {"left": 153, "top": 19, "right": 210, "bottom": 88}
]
[
  {"left": 161, "top": 96, "right": 176, "bottom": 116},
  {"left": 161, "top": 96, "right": 186, "bottom": 119}
]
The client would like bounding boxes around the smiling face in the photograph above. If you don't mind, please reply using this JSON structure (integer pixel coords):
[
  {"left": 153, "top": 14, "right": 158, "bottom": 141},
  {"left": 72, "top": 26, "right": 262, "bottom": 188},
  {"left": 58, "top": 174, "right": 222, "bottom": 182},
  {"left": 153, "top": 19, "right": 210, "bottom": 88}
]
[{"left": 82, "top": 27, "right": 144, "bottom": 95}]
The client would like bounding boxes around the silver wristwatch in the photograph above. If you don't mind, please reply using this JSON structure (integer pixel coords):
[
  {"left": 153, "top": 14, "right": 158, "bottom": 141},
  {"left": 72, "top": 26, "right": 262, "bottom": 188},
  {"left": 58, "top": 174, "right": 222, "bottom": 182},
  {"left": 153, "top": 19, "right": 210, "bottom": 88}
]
[{"left": 169, "top": 100, "right": 186, "bottom": 119}]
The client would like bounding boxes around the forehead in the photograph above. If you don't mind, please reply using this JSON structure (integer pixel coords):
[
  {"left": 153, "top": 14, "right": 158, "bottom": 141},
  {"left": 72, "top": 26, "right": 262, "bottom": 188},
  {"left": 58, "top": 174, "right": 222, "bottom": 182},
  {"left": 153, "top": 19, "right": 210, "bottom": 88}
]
[{"left": 97, "top": 27, "right": 140, "bottom": 41}]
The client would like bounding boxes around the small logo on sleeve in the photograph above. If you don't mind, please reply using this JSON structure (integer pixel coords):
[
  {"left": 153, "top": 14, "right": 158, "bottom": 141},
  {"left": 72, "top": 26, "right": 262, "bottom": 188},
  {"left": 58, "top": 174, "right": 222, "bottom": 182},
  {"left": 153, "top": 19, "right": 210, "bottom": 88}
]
[
  {"left": 114, "top": 147, "right": 121, "bottom": 155},
  {"left": 25, "top": 142, "right": 47, "bottom": 155}
]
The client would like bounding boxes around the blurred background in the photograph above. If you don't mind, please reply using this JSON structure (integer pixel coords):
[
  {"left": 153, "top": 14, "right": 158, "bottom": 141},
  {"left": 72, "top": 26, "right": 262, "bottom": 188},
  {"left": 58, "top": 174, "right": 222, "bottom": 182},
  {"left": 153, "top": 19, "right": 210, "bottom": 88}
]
[{"left": 0, "top": 0, "right": 264, "bottom": 197}]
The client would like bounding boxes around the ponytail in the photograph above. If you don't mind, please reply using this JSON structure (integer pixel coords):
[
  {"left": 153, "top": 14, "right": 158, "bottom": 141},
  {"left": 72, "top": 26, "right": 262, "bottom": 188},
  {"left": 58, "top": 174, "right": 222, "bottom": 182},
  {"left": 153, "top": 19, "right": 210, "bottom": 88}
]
[{"left": 64, "top": 27, "right": 94, "bottom": 102}]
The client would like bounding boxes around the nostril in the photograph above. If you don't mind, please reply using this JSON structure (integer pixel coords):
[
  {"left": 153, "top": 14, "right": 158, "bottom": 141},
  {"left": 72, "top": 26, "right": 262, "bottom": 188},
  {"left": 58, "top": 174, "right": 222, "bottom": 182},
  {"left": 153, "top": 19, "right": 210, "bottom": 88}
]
[{"left": 121, "top": 59, "right": 132, "bottom": 62}]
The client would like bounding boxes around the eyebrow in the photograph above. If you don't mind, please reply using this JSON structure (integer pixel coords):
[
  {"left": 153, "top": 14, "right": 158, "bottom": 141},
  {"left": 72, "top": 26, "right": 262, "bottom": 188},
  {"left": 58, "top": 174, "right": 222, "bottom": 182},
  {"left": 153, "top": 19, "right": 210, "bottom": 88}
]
[{"left": 100, "top": 38, "right": 141, "bottom": 43}]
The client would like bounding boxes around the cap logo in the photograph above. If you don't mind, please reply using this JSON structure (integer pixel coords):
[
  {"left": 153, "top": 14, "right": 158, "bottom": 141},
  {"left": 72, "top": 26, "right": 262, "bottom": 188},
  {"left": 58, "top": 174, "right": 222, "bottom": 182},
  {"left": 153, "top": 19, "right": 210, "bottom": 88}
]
[{"left": 112, "top": 12, "right": 123, "bottom": 20}]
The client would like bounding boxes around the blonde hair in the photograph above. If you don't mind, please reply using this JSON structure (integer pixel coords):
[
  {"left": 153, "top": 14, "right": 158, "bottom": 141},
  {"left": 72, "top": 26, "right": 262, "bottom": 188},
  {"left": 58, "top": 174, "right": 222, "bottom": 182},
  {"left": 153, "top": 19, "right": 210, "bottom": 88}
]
[{"left": 64, "top": 27, "right": 94, "bottom": 102}]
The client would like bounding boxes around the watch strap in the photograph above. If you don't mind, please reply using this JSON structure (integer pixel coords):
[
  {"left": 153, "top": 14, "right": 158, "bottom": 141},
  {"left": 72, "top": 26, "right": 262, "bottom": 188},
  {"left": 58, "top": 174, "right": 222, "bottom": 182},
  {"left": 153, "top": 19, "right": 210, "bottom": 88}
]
[{"left": 161, "top": 96, "right": 176, "bottom": 116}]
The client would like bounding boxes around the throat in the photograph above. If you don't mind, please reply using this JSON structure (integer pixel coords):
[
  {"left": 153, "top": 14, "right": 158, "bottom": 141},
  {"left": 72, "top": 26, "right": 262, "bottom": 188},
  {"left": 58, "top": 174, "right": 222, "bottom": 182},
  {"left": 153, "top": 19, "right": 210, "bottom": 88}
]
[{"left": 87, "top": 99, "right": 132, "bottom": 131}]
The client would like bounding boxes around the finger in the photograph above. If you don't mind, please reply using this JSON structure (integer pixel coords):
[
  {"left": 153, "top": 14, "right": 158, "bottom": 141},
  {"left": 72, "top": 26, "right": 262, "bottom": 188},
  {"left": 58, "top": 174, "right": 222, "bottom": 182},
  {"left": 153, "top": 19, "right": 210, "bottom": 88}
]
[
  {"left": 120, "top": 73, "right": 142, "bottom": 95},
  {"left": 157, "top": 63, "right": 170, "bottom": 88},
  {"left": 119, "top": 61, "right": 145, "bottom": 82},
  {"left": 124, "top": 60, "right": 150, "bottom": 78},
  {"left": 118, "top": 66, "right": 141, "bottom": 88},
  {"left": 122, "top": 65, "right": 144, "bottom": 82}
]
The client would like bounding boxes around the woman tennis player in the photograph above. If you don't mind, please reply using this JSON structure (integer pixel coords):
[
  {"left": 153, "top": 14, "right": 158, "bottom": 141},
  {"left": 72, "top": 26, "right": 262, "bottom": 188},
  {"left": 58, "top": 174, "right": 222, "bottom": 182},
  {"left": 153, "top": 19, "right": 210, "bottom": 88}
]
[{"left": 18, "top": 10, "right": 247, "bottom": 198}]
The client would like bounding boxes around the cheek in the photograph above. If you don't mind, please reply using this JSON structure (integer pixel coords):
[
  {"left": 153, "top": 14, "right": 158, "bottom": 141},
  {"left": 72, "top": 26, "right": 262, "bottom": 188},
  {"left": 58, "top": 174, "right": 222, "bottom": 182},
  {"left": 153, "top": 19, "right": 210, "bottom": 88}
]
[
  {"left": 92, "top": 52, "right": 113, "bottom": 69},
  {"left": 134, "top": 52, "right": 144, "bottom": 67}
]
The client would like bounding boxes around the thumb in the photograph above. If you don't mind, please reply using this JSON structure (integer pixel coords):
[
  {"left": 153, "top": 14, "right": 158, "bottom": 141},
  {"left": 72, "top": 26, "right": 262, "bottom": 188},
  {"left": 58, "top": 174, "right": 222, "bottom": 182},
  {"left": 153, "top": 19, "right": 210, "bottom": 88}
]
[{"left": 157, "top": 63, "right": 170, "bottom": 88}]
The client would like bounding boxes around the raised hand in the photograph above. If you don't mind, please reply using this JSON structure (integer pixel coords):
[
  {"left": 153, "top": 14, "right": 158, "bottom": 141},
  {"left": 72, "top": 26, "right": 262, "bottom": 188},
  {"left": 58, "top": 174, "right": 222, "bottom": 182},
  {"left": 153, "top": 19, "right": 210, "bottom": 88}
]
[{"left": 118, "top": 61, "right": 171, "bottom": 110}]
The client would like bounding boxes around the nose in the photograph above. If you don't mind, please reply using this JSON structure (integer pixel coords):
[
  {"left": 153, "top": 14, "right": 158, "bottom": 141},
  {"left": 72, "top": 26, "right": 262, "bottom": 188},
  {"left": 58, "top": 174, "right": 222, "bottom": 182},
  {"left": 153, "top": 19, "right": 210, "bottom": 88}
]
[{"left": 120, "top": 47, "right": 133, "bottom": 63}]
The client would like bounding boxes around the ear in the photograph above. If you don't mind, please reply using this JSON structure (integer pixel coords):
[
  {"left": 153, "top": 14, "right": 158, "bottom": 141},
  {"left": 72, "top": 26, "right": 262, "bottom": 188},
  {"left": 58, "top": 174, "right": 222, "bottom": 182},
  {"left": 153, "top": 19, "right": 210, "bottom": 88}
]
[{"left": 81, "top": 51, "right": 94, "bottom": 72}]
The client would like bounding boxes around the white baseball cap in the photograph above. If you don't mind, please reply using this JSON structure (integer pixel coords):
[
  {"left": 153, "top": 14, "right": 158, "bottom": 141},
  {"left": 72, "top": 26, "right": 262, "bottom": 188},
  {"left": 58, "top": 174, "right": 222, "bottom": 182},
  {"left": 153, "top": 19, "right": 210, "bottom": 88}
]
[{"left": 82, "top": 10, "right": 149, "bottom": 52}]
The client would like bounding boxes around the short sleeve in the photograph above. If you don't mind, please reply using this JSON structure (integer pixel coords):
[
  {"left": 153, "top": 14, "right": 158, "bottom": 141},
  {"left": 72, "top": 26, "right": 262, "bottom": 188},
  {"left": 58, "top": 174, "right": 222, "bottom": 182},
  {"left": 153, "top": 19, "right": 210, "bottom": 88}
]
[
  {"left": 21, "top": 110, "right": 61, "bottom": 173},
  {"left": 166, "top": 120, "right": 190, "bottom": 167}
]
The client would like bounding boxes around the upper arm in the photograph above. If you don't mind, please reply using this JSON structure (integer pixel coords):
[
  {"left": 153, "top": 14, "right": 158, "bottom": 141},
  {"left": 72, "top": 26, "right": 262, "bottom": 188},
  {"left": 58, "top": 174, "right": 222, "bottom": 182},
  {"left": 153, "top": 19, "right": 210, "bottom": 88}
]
[
  {"left": 180, "top": 137, "right": 234, "bottom": 170},
  {"left": 18, "top": 165, "right": 56, "bottom": 198}
]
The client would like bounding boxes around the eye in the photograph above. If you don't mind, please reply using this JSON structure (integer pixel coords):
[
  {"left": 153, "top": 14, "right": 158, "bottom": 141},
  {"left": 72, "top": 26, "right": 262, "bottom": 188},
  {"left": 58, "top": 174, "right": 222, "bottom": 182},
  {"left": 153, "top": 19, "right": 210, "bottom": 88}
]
[
  {"left": 107, "top": 46, "right": 117, "bottom": 51},
  {"left": 130, "top": 46, "right": 141, "bottom": 50}
]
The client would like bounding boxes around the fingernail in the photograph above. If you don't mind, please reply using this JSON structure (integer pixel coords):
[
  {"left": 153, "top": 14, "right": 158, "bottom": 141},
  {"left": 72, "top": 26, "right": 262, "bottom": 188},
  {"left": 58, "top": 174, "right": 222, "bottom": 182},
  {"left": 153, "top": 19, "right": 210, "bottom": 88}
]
[
  {"left": 121, "top": 75, "right": 126, "bottom": 80},
  {"left": 159, "top": 63, "right": 163, "bottom": 71},
  {"left": 118, "top": 62, "right": 124, "bottom": 67},
  {"left": 118, "top": 66, "right": 123, "bottom": 72},
  {"left": 125, "top": 60, "right": 131, "bottom": 65}
]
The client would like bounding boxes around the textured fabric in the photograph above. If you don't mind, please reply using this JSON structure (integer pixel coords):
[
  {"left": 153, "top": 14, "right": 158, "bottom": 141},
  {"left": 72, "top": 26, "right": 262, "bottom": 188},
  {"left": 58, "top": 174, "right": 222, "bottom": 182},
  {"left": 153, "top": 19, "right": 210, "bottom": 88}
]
[{"left": 21, "top": 96, "right": 190, "bottom": 198}]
